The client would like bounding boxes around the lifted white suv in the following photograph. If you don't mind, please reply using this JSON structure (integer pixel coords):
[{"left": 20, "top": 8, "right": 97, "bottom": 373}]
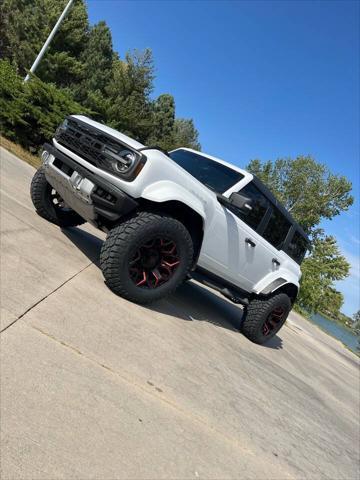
[{"left": 30, "top": 115, "right": 309, "bottom": 344}]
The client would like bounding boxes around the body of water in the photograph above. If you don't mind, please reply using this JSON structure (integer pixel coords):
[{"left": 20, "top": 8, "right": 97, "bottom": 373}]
[{"left": 310, "top": 312, "right": 359, "bottom": 354}]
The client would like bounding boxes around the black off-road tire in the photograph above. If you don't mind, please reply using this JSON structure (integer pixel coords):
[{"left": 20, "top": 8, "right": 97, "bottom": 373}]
[
  {"left": 241, "top": 292, "right": 292, "bottom": 344},
  {"left": 30, "top": 166, "right": 85, "bottom": 227},
  {"left": 100, "top": 211, "right": 194, "bottom": 304}
]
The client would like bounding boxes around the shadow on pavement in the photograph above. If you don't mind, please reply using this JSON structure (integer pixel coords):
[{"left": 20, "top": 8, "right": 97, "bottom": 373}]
[
  {"left": 62, "top": 226, "right": 283, "bottom": 349},
  {"left": 62, "top": 226, "right": 102, "bottom": 268}
]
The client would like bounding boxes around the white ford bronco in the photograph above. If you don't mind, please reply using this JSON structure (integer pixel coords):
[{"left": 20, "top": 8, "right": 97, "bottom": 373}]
[{"left": 30, "top": 115, "right": 309, "bottom": 344}]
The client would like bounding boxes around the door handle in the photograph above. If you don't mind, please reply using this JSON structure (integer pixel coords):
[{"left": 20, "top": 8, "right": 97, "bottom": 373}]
[
  {"left": 245, "top": 238, "right": 256, "bottom": 247},
  {"left": 272, "top": 258, "right": 281, "bottom": 266}
]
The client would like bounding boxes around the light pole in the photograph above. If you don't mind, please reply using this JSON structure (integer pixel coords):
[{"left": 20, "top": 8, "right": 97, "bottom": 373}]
[{"left": 24, "top": 0, "right": 75, "bottom": 82}]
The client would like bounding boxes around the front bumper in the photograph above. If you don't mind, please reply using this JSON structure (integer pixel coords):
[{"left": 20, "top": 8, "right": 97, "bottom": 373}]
[{"left": 42, "top": 143, "right": 138, "bottom": 225}]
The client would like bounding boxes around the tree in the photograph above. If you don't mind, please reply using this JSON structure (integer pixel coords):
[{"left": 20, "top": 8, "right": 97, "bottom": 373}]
[
  {"left": 72, "top": 20, "right": 114, "bottom": 118},
  {"left": 106, "top": 49, "right": 155, "bottom": 142},
  {"left": 1, "top": 0, "right": 47, "bottom": 73},
  {"left": 147, "top": 94, "right": 175, "bottom": 150},
  {"left": 317, "top": 288, "right": 344, "bottom": 321},
  {"left": 1, "top": 0, "right": 89, "bottom": 87},
  {"left": 0, "top": 60, "right": 28, "bottom": 140},
  {"left": 78, "top": 21, "right": 113, "bottom": 96},
  {"left": 0, "top": 60, "right": 88, "bottom": 150},
  {"left": 1, "top": 2, "right": 202, "bottom": 149},
  {"left": 246, "top": 156, "right": 353, "bottom": 235},
  {"left": 245, "top": 157, "right": 353, "bottom": 318},
  {"left": 297, "top": 235, "right": 350, "bottom": 314},
  {"left": 38, "top": 0, "right": 89, "bottom": 87},
  {"left": 171, "top": 118, "right": 201, "bottom": 151}
]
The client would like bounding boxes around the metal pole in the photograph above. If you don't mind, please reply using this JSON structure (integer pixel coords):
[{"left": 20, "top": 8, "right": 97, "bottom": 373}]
[{"left": 24, "top": 0, "right": 75, "bottom": 82}]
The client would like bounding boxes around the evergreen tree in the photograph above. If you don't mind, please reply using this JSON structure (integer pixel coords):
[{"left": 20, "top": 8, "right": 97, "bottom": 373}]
[
  {"left": 78, "top": 21, "right": 113, "bottom": 96},
  {"left": 35, "top": 0, "right": 89, "bottom": 87},
  {"left": 1, "top": 2, "right": 202, "bottom": 148},
  {"left": 106, "top": 49, "right": 155, "bottom": 142},
  {"left": 171, "top": 118, "right": 201, "bottom": 151},
  {"left": 73, "top": 20, "right": 114, "bottom": 118},
  {"left": 0, "top": 60, "right": 87, "bottom": 149},
  {"left": 0, "top": 60, "right": 28, "bottom": 140},
  {"left": 1, "top": 0, "right": 89, "bottom": 87},
  {"left": 1, "top": 0, "right": 48, "bottom": 73},
  {"left": 148, "top": 94, "right": 175, "bottom": 150}
]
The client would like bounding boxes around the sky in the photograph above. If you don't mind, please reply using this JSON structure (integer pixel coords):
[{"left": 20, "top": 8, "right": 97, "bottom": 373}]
[{"left": 87, "top": 0, "right": 360, "bottom": 316}]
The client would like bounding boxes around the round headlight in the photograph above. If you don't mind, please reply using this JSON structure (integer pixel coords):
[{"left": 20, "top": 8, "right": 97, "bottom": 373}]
[
  {"left": 116, "top": 150, "right": 136, "bottom": 172},
  {"left": 121, "top": 150, "right": 136, "bottom": 163}
]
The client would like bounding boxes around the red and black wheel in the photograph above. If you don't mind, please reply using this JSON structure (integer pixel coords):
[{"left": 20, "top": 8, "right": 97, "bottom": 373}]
[
  {"left": 129, "top": 237, "right": 181, "bottom": 289},
  {"left": 100, "top": 211, "right": 194, "bottom": 304},
  {"left": 241, "top": 292, "right": 292, "bottom": 344},
  {"left": 262, "top": 306, "right": 286, "bottom": 337}
]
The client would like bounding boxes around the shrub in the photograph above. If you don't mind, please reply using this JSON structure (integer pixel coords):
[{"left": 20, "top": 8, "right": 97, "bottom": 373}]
[{"left": 0, "top": 59, "right": 89, "bottom": 151}]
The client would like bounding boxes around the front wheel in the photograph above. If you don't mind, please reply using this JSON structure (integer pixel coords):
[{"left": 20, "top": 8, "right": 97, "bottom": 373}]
[
  {"left": 241, "top": 292, "right": 292, "bottom": 344},
  {"left": 100, "top": 211, "right": 194, "bottom": 304},
  {"left": 30, "top": 166, "right": 85, "bottom": 227}
]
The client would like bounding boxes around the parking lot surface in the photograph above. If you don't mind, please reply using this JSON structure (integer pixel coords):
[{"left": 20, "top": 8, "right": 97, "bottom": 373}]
[{"left": 1, "top": 147, "right": 359, "bottom": 479}]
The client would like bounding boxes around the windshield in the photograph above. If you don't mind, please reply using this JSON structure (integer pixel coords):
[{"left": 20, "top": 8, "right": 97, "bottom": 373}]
[{"left": 169, "top": 149, "right": 243, "bottom": 193}]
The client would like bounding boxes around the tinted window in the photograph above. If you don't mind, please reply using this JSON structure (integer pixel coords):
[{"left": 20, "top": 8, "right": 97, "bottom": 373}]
[
  {"left": 169, "top": 149, "right": 243, "bottom": 193},
  {"left": 286, "top": 231, "right": 308, "bottom": 264},
  {"left": 235, "top": 182, "right": 269, "bottom": 230},
  {"left": 263, "top": 207, "right": 291, "bottom": 249}
]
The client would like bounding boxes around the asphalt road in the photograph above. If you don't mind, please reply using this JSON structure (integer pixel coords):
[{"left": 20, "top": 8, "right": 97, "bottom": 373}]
[{"left": 1, "top": 146, "right": 359, "bottom": 480}]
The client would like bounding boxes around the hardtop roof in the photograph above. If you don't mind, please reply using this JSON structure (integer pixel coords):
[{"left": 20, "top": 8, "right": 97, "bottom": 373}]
[
  {"left": 251, "top": 175, "right": 310, "bottom": 243},
  {"left": 176, "top": 148, "right": 310, "bottom": 243}
]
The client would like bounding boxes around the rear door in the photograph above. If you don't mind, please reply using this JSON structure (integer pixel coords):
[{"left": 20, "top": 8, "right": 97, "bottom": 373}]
[{"left": 224, "top": 181, "right": 282, "bottom": 291}]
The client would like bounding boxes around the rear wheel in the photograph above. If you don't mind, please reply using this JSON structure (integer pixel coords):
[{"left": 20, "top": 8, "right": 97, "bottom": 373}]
[
  {"left": 30, "top": 166, "right": 85, "bottom": 227},
  {"left": 241, "top": 292, "right": 292, "bottom": 344},
  {"left": 100, "top": 211, "right": 194, "bottom": 304}
]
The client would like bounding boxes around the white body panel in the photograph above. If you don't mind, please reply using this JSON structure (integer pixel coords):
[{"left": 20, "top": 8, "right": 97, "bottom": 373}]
[{"left": 53, "top": 116, "right": 302, "bottom": 295}]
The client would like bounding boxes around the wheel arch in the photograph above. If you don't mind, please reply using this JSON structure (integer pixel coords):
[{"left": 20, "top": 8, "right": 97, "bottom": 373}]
[
  {"left": 137, "top": 198, "right": 204, "bottom": 267},
  {"left": 259, "top": 277, "right": 299, "bottom": 303},
  {"left": 272, "top": 282, "right": 299, "bottom": 303}
]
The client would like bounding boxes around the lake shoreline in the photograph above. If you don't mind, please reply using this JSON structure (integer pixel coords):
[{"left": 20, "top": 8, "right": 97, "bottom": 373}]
[{"left": 292, "top": 310, "right": 359, "bottom": 356}]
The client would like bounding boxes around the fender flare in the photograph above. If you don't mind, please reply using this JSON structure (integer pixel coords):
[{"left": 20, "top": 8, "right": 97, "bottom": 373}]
[
  {"left": 141, "top": 181, "right": 207, "bottom": 222},
  {"left": 260, "top": 279, "right": 299, "bottom": 302}
]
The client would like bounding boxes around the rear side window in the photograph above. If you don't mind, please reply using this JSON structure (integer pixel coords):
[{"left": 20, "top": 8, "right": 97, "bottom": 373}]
[
  {"left": 236, "top": 182, "right": 269, "bottom": 230},
  {"left": 262, "top": 208, "right": 291, "bottom": 250},
  {"left": 286, "top": 231, "right": 308, "bottom": 264}
]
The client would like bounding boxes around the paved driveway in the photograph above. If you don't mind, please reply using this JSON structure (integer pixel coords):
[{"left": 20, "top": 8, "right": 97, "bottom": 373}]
[{"left": 1, "top": 147, "right": 359, "bottom": 479}]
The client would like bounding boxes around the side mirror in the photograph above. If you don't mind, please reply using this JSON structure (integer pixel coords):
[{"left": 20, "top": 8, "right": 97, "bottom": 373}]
[{"left": 229, "top": 192, "right": 253, "bottom": 213}]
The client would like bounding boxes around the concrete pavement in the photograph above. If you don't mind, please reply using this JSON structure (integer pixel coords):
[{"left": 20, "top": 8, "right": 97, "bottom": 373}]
[{"left": 1, "top": 146, "right": 359, "bottom": 479}]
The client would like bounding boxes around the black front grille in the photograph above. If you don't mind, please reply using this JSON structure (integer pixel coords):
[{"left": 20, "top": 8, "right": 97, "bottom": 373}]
[{"left": 55, "top": 118, "right": 125, "bottom": 170}]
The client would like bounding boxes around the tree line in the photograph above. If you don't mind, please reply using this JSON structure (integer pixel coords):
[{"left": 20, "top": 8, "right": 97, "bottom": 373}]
[
  {"left": 246, "top": 157, "right": 354, "bottom": 324},
  {"left": 0, "top": 0, "right": 200, "bottom": 152},
  {"left": 0, "top": 0, "right": 356, "bottom": 325}
]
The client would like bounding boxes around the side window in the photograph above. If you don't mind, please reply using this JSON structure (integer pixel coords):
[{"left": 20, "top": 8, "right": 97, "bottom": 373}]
[
  {"left": 234, "top": 182, "right": 269, "bottom": 230},
  {"left": 262, "top": 208, "right": 291, "bottom": 250},
  {"left": 286, "top": 231, "right": 308, "bottom": 264}
]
